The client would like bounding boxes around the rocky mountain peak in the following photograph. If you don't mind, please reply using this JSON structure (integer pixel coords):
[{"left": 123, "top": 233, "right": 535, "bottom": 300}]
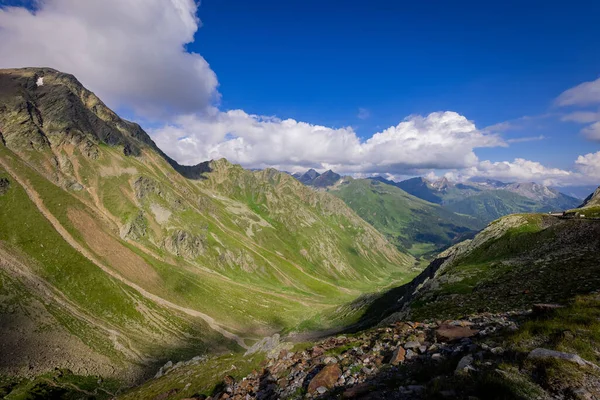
[
  {"left": 304, "top": 168, "right": 320, "bottom": 179},
  {"left": 430, "top": 177, "right": 451, "bottom": 191},
  {"left": 0, "top": 67, "right": 157, "bottom": 157}
]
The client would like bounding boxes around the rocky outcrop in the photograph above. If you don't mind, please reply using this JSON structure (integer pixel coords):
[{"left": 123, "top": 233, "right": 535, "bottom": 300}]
[
  {"left": 164, "top": 230, "right": 205, "bottom": 260},
  {"left": 134, "top": 176, "right": 163, "bottom": 200},
  {"left": 119, "top": 212, "right": 147, "bottom": 240}
]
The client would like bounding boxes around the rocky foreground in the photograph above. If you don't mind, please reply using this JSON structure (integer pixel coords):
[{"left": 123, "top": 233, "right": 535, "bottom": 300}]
[{"left": 145, "top": 303, "right": 600, "bottom": 400}]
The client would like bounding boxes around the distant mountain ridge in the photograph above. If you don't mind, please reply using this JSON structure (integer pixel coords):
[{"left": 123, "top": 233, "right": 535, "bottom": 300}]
[
  {"left": 394, "top": 176, "right": 580, "bottom": 223},
  {"left": 292, "top": 168, "right": 341, "bottom": 187}
]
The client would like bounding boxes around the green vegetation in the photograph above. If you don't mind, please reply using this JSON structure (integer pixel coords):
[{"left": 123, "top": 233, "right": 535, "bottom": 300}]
[
  {"left": 408, "top": 214, "right": 600, "bottom": 320},
  {"left": 330, "top": 178, "right": 482, "bottom": 258},
  {"left": 118, "top": 353, "right": 265, "bottom": 400},
  {"left": 512, "top": 295, "right": 600, "bottom": 362},
  {"left": 445, "top": 190, "right": 544, "bottom": 223},
  {"left": 474, "top": 293, "right": 600, "bottom": 399},
  {"left": 1, "top": 370, "right": 121, "bottom": 400}
]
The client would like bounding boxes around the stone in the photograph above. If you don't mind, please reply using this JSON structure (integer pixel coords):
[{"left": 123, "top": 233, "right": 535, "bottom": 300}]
[
  {"left": 440, "top": 390, "right": 457, "bottom": 398},
  {"left": 449, "top": 320, "right": 474, "bottom": 327},
  {"left": 316, "top": 386, "right": 328, "bottom": 394},
  {"left": 436, "top": 324, "right": 479, "bottom": 342},
  {"left": 311, "top": 346, "right": 325, "bottom": 357},
  {"left": 455, "top": 355, "right": 474, "bottom": 374},
  {"left": 244, "top": 334, "right": 280, "bottom": 356},
  {"left": 404, "top": 341, "right": 420, "bottom": 349},
  {"left": 390, "top": 347, "right": 406, "bottom": 365},
  {"left": 572, "top": 388, "right": 594, "bottom": 400},
  {"left": 527, "top": 348, "right": 599, "bottom": 369},
  {"left": 307, "top": 364, "right": 342, "bottom": 393}
]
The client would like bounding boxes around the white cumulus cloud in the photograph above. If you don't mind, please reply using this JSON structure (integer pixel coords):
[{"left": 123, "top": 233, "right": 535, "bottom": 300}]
[
  {"left": 151, "top": 110, "right": 505, "bottom": 174},
  {"left": 576, "top": 151, "right": 600, "bottom": 178},
  {"left": 467, "top": 159, "right": 573, "bottom": 186},
  {"left": 0, "top": 0, "right": 219, "bottom": 117}
]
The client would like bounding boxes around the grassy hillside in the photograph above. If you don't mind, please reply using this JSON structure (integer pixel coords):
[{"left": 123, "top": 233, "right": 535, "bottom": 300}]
[
  {"left": 444, "top": 190, "right": 546, "bottom": 223},
  {"left": 579, "top": 186, "right": 600, "bottom": 208},
  {"left": 0, "top": 160, "right": 235, "bottom": 383},
  {"left": 401, "top": 214, "right": 600, "bottom": 320},
  {"left": 0, "top": 67, "right": 416, "bottom": 383},
  {"left": 329, "top": 178, "right": 482, "bottom": 258}
]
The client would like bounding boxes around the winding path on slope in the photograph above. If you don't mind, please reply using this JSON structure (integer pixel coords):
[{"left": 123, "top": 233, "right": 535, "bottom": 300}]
[{"left": 0, "top": 154, "right": 249, "bottom": 349}]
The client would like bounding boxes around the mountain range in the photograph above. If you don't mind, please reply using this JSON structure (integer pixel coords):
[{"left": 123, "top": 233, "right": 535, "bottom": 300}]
[
  {"left": 292, "top": 170, "right": 581, "bottom": 225},
  {"left": 291, "top": 169, "right": 581, "bottom": 257},
  {"left": 393, "top": 177, "right": 581, "bottom": 222},
  {"left": 1, "top": 67, "right": 599, "bottom": 399},
  {"left": 293, "top": 169, "right": 342, "bottom": 188},
  {"left": 0, "top": 68, "right": 415, "bottom": 383}
]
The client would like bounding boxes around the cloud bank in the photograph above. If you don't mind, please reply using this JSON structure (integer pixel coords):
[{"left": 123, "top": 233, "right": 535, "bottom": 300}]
[
  {"left": 0, "top": 0, "right": 219, "bottom": 116},
  {"left": 151, "top": 110, "right": 504, "bottom": 173}
]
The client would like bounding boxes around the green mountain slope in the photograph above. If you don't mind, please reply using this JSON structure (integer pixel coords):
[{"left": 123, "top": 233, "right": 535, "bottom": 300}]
[
  {"left": 329, "top": 178, "right": 483, "bottom": 258},
  {"left": 580, "top": 186, "right": 600, "bottom": 208},
  {"left": 397, "top": 213, "right": 600, "bottom": 321},
  {"left": 394, "top": 177, "right": 444, "bottom": 204},
  {"left": 443, "top": 190, "right": 544, "bottom": 222},
  {"left": 0, "top": 67, "right": 415, "bottom": 382}
]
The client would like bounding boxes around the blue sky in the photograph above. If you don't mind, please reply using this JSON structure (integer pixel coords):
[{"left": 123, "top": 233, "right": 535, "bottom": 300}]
[
  {"left": 192, "top": 0, "right": 600, "bottom": 168},
  {"left": 1, "top": 0, "right": 600, "bottom": 187}
]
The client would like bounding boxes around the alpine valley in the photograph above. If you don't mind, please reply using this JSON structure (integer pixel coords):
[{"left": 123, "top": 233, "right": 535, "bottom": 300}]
[{"left": 1, "top": 68, "right": 600, "bottom": 400}]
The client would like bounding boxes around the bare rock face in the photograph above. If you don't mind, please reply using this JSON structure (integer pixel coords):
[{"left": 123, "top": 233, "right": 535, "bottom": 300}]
[
  {"left": 580, "top": 186, "right": 600, "bottom": 208},
  {"left": 0, "top": 68, "right": 153, "bottom": 156}
]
